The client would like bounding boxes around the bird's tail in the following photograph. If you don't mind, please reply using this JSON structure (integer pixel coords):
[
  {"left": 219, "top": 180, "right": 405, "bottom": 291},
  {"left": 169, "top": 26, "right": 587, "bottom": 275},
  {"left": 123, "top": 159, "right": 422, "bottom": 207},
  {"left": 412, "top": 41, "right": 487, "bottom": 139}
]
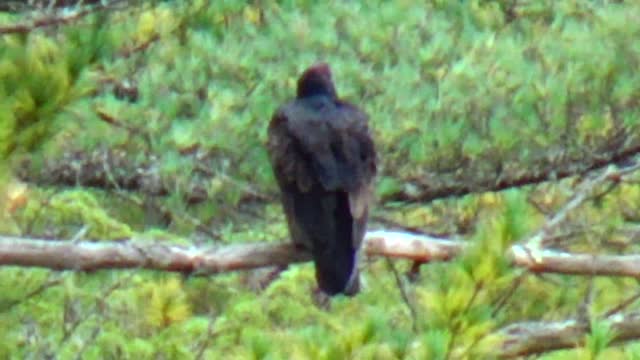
[
  {"left": 293, "top": 188, "right": 363, "bottom": 296},
  {"left": 313, "top": 247, "right": 360, "bottom": 296}
]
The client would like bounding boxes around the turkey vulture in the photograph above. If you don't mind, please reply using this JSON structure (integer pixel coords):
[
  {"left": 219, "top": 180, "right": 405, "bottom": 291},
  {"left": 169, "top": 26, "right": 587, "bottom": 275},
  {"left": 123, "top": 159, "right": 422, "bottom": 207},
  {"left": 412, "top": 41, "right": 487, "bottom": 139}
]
[{"left": 267, "top": 63, "right": 377, "bottom": 296}]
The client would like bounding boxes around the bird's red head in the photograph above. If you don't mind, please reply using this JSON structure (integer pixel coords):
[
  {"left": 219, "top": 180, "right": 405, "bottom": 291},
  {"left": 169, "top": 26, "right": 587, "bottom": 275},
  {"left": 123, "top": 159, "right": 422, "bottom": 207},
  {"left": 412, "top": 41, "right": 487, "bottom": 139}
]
[{"left": 296, "top": 63, "right": 337, "bottom": 99}]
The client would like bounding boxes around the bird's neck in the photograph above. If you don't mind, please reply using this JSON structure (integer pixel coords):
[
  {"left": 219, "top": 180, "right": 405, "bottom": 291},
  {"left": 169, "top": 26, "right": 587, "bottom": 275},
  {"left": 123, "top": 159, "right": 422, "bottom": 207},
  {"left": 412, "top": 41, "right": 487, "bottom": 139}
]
[{"left": 296, "top": 80, "right": 337, "bottom": 99}]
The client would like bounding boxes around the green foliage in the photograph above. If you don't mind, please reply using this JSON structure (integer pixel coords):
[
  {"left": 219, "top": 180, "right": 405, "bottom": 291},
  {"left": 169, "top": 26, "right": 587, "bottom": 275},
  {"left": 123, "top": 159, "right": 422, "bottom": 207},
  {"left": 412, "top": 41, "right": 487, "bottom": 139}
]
[
  {"left": 143, "top": 276, "right": 192, "bottom": 329},
  {"left": 586, "top": 317, "right": 616, "bottom": 359},
  {"left": 3, "top": 0, "right": 640, "bottom": 358},
  {"left": 0, "top": 16, "right": 114, "bottom": 160},
  {"left": 16, "top": 189, "right": 133, "bottom": 239}
]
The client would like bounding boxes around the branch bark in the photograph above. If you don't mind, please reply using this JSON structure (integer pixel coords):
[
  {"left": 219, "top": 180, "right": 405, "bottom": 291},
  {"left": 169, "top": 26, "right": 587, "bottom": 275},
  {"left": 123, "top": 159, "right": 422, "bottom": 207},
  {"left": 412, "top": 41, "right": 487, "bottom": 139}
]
[
  {"left": 510, "top": 246, "right": 640, "bottom": 278},
  {"left": 5, "top": 231, "right": 640, "bottom": 279},
  {"left": 0, "top": 231, "right": 463, "bottom": 274},
  {"left": 5, "top": 232, "right": 640, "bottom": 357},
  {"left": 385, "top": 138, "right": 640, "bottom": 203},
  {"left": 0, "top": 0, "right": 129, "bottom": 35},
  {"left": 19, "top": 139, "right": 640, "bottom": 205},
  {"left": 498, "top": 313, "right": 640, "bottom": 357}
]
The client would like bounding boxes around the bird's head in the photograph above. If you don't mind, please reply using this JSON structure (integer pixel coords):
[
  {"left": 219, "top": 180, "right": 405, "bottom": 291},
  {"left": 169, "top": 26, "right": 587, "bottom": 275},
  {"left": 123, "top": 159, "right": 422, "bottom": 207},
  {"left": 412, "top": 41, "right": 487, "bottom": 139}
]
[{"left": 296, "top": 63, "right": 337, "bottom": 99}]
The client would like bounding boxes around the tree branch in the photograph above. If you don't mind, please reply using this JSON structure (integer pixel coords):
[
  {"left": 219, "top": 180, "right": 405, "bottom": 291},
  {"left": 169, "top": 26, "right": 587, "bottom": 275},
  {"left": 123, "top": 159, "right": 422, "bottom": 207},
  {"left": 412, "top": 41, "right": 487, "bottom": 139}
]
[
  {"left": 0, "top": 0, "right": 129, "bottom": 35},
  {"left": 4, "top": 233, "right": 640, "bottom": 358},
  {"left": 5, "top": 231, "right": 640, "bottom": 280},
  {"left": 385, "top": 138, "right": 640, "bottom": 203},
  {"left": 513, "top": 157, "right": 640, "bottom": 265},
  {"left": 19, "top": 139, "right": 640, "bottom": 205},
  {"left": 0, "top": 231, "right": 463, "bottom": 274},
  {"left": 510, "top": 246, "right": 640, "bottom": 278},
  {"left": 0, "top": 1, "right": 105, "bottom": 12},
  {"left": 498, "top": 313, "right": 640, "bottom": 357}
]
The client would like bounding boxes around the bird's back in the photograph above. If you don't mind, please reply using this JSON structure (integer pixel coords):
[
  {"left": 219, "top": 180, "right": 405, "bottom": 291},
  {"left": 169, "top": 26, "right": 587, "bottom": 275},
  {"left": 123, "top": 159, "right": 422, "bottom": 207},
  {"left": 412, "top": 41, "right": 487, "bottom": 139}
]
[
  {"left": 269, "top": 96, "right": 375, "bottom": 194},
  {"left": 267, "top": 66, "right": 376, "bottom": 296}
]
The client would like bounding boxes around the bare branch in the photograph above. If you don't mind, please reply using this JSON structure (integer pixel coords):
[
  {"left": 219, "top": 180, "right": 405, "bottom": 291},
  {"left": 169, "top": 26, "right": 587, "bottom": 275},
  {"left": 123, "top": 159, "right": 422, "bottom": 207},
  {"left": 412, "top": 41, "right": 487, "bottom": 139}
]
[
  {"left": 498, "top": 313, "right": 640, "bottom": 358},
  {"left": 524, "top": 165, "right": 621, "bottom": 251},
  {"left": 385, "top": 258, "right": 419, "bottom": 332},
  {"left": 17, "top": 149, "right": 269, "bottom": 205},
  {"left": 363, "top": 230, "right": 463, "bottom": 262},
  {"left": 0, "top": 1, "right": 105, "bottom": 12},
  {"left": 603, "top": 289, "right": 640, "bottom": 318},
  {"left": 18, "top": 140, "right": 640, "bottom": 206},
  {"left": 0, "top": 231, "right": 463, "bottom": 274},
  {"left": 514, "top": 158, "right": 640, "bottom": 266},
  {"left": 510, "top": 245, "right": 640, "bottom": 278},
  {"left": 385, "top": 139, "right": 640, "bottom": 203},
  {"left": 0, "top": 1, "right": 129, "bottom": 35},
  {"left": 0, "top": 274, "right": 63, "bottom": 311},
  {"left": 5, "top": 231, "right": 640, "bottom": 281}
]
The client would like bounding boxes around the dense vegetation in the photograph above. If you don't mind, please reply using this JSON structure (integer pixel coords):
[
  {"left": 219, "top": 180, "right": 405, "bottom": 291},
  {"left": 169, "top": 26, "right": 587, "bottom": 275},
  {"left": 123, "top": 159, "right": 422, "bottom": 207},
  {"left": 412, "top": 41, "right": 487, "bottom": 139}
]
[{"left": 1, "top": 0, "right": 640, "bottom": 358}]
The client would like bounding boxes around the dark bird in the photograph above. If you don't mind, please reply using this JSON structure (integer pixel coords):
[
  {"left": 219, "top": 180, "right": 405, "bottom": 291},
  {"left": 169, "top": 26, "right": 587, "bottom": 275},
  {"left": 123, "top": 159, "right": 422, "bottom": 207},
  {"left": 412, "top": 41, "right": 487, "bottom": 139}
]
[{"left": 267, "top": 63, "right": 377, "bottom": 296}]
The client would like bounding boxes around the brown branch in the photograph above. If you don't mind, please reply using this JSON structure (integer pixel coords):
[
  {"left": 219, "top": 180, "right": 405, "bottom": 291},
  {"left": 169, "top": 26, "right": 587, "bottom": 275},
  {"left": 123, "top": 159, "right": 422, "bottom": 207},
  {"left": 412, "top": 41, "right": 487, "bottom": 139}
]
[
  {"left": 119, "top": 33, "right": 160, "bottom": 58},
  {"left": 19, "top": 140, "right": 640, "bottom": 206},
  {"left": 498, "top": 312, "right": 640, "bottom": 358},
  {"left": 0, "top": 274, "right": 63, "bottom": 311},
  {"left": 385, "top": 258, "right": 419, "bottom": 332},
  {"left": 0, "top": 231, "right": 463, "bottom": 274},
  {"left": 384, "top": 138, "right": 640, "bottom": 203},
  {"left": 0, "top": 1, "right": 105, "bottom": 12},
  {"left": 523, "top": 164, "right": 627, "bottom": 252},
  {"left": 5, "top": 230, "right": 640, "bottom": 281},
  {"left": 363, "top": 230, "right": 463, "bottom": 262},
  {"left": 603, "top": 290, "right": 640, "bottom": 318},
  {"left": 0, "top": 0, "right": 129, "bottom": 35},
  {"left": 512, "top": 157, "right": 640, "bottom": 265},
  {"left": 4, "top": 233, "right": 640, "bottom": 359},
  {"left": 17, "top": 149, "right": 269, "bottom": 205},
  {"left": 510, "top": 246, "right": 640, "bottom": 278}
]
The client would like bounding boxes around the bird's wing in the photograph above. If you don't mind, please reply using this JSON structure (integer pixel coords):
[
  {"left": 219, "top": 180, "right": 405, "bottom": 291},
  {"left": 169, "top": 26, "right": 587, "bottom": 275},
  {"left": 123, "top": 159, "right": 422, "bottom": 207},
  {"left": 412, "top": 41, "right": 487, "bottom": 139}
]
[
  {"left": 268, "top": 100, "right": 376, "bottom": 213},
  {"left": 267, "top": 108, "right": 311, "bottom": 190},
  {"left": 267, "top": 99, "right": 376, "bottom": 295},
  {"left": 286, "top": 101, "right": 376, "bottom": 190},
  {"left": 268, "top": 100, "right": 376, "bottom": 236}
]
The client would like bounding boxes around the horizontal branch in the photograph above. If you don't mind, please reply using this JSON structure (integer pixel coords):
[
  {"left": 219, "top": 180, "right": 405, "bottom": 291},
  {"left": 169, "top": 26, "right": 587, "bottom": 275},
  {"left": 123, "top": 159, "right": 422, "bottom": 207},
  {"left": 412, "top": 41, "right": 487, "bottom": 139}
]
[
  {"left": 510, "top": 245, "right": 640, "bottom": 278},
  {"left": 5, "top": 232, "right": 640, "bottom": 358},
  {"left": 19, "top": 139, "right": 640, "bottom": 206},
  {"left": 0, "top": 231, "right": 462, "bottom": 274},
  {"left": 0, "top": 1, "right": 104, "bottom": 12},
  {"left": 17, "top": 149, "right": 270, "bottom": 205},
  {"left": 0, "top": 0, "right": 129, "bottom": 35},
  {"left": 385, "top": 138, "right": 640, "bottom": 203},
  {"left": 5, "top": 230, "right": 640, "bottom": 281},
  {"left": 498, "top": 312, "right": 640, "bottom": 357},
  {"left": 363, "top": 230, "right": 463, "bottom": 262}
]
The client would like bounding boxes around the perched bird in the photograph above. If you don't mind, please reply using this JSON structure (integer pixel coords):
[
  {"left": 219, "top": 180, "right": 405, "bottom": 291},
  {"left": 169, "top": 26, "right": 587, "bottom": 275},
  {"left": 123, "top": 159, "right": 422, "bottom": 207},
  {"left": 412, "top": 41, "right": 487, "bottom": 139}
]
[{"left": 267, "top": 63, "right": 377, "bottom": 296}]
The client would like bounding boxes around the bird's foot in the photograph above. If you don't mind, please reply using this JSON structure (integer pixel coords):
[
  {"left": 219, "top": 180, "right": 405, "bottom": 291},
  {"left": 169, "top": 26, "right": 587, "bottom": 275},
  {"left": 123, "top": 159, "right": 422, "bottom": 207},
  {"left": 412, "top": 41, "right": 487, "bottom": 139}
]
[{"left": 312, "top": 287, "right": 331, "bottom": 310}]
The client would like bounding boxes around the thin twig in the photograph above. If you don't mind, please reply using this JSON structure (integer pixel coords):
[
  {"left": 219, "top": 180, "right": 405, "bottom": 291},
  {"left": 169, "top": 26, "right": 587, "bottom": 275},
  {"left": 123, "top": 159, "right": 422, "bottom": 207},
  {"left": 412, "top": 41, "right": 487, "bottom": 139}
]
[
  {"left": 491, "top": 272, "right": 526, "bottom": 318},
  {"left": 518, "top": 158, "right": 640, "bottom": 263},
  {"left": 603, "top": 288, "right": 640, "bottom": 318},
  {"left": 0, "top": 275, "right": 63, "bottom": 312},
  {"left": 195, "top": 314, "right": 216, "bottom": 360},
  {"left": 385, "top": 258, "right": 418, "bottom": 332}
]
